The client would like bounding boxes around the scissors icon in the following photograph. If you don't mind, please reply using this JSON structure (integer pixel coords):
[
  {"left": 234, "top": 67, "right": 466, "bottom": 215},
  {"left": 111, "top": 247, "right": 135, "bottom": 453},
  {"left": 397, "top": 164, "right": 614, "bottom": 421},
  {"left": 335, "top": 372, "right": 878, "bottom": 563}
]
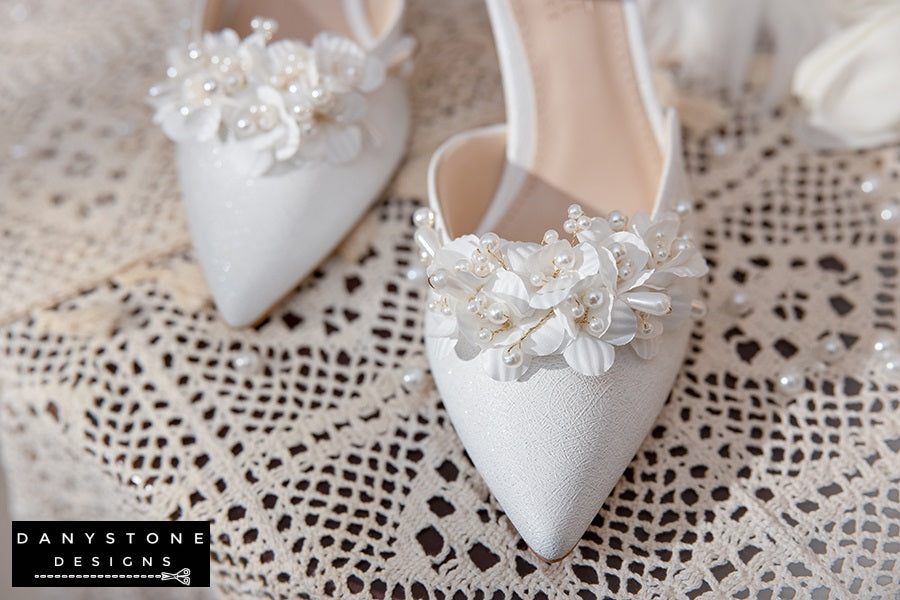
[{"left": 160, "top": 568, "right": 191, "bottom": 586}]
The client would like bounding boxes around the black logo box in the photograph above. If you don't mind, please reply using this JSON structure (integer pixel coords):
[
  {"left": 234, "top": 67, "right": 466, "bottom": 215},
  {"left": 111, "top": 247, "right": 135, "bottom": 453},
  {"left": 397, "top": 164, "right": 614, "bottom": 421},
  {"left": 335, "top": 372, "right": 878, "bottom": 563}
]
[{"left": 12, "top": 521, "right": 210, "bottom": 587}]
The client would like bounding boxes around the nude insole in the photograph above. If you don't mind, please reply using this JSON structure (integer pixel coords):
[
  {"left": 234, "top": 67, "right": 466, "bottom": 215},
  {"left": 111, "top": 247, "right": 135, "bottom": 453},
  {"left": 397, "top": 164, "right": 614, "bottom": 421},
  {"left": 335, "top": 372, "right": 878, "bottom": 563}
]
[{"left": 494, "top": 0, "right": 663, "bottom": 242}]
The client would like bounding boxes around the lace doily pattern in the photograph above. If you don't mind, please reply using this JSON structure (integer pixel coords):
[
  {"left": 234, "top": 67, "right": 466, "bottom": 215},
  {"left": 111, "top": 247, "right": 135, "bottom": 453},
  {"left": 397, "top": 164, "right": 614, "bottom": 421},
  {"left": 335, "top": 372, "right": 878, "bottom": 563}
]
[{"left": 1, "top": 1, "right": 899, "bottom": 599}]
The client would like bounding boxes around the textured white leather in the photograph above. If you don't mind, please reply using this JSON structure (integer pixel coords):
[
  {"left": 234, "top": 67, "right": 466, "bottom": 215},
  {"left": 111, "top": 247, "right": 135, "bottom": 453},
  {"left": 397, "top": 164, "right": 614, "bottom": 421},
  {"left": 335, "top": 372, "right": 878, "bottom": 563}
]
[
  {"left": 426, "top": 303, "right": 691, "bottom": 561},
  {"left": 178, "top": 78, "right": 409, "bottom": 327},
  {"left": 174, "top": 2, "right": 410, "bottom": 327}
]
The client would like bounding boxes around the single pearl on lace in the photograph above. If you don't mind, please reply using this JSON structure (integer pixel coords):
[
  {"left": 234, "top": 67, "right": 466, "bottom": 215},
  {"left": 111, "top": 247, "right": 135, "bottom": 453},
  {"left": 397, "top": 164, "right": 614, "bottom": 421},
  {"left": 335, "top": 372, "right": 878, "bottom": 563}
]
[
  {"left": 477, "top": 328, "right": 493, "bottom": 342},
  {"left": 577, "top": 215, "right": 591, "bottom": 230},
  {"left": 553, "top": 248, "right": 575, "bottom": 269},
  {"left": 610, "top": 242, "right": 626, "bottom": 260},
  {"left": 878, "top": 199, "right": 898, "bottom": 224},
  {"left": 563, "top": 219, "right": 578, "bottom": 234},
  {"left": 412, "top": 207, "right": 435, "bottom": 228},
  {"left": 502, "top": 347, "right": 524, "bottom": 367},
  {"left": 608, "top": 210, "right": 627, "bottom": 231},
  {"left": 428, "top": 269, "right": 450, "bottom": 289},
  {"left": 486, "top": 303, "right": 508, "bottom": 324},
  {"left": 859, "top": 174, "right": 880, "bottom": 195},
  {"left": 454, "top": 259, "right": 470, "bottom": 273},
  {"left": 543, "top": 229, "right": 559, "bottom": 245},
  {"left": 401, "top": 367, "right": 427, "bottom": 393},
  {"left": 727, "top": 289, "right": 752, "bottom": 316},
  {"left": 881, "top": 351, "right": 900, "bottom": 381},
  {"left": 567, "top": 204, "right": 583, "bottom": 219},
  {"left": 480, "top": 232, "right": 500, "bottom": 251},
  {"left": 232, "top": 351, "right": 261, "bottom": 374},
  {"left": 584, "top": 289, "right": 605, "bottom": 307},
  {"left": 776, "top": 366, "right": 805, "bottom": 395},
  {"left": 404, "top": 262, "right": 427, "bottom": 283},
  {"left": 873, "top": 333, "right": 897, "bottom": 355},
  {"left": 817, "top": 334, "right": 845, "bottom": 364},
  {"left": 711, "top": 136, "right": 733, "bottom": 157}
]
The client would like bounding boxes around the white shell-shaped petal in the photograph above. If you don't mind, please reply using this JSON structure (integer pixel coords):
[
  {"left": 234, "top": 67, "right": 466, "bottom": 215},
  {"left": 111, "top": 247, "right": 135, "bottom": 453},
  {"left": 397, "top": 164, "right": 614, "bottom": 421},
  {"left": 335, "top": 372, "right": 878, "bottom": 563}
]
[
  {"left": 322, "top": 124, "right": 363, "bottom": 164},
  {"left": 563, "top": 335, "right": 615, "bottom": 376},
  {"left": 602, "top": 300, "right": 638, "bottom": 346}
]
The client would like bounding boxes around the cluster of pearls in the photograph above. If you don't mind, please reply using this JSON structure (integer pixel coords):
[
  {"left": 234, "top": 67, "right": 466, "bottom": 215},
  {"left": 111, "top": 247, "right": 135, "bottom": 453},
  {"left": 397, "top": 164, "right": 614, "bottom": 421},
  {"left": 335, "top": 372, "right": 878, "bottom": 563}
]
[
  {"left": 150, "top": 17, "right": 387, "bottom": 168},
  {"left": 413, "top": 201, "right": 709, "bottom": 379}
]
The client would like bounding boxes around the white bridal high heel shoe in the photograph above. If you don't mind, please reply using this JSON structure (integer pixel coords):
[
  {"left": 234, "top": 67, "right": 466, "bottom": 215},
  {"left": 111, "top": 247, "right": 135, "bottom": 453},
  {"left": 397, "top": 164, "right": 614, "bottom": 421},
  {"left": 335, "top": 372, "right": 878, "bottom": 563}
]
[
  {"left": 149, "top": 0, "right": 413, "bottom": 327},
  {"left": 415, "top": 0, "right": 708, "bottom": 560}
]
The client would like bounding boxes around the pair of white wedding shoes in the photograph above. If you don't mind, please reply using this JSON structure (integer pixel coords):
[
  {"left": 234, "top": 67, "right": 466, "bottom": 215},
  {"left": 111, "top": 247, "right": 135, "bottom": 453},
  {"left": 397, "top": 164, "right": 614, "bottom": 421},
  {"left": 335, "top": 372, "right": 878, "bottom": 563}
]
[{"left": 151, "top": 0, "right": 707, "bottom": 562}]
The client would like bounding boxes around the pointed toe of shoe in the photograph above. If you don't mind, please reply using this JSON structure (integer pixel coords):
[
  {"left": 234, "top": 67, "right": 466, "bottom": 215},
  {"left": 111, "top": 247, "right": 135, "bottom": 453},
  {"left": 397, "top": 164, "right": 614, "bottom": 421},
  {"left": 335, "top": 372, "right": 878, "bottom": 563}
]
[
  {"left": 426, "top": 317, "right": 692, "bottom": 556},
  {"left": 174, "top": 81, "right": 410, "bottom": 327}
]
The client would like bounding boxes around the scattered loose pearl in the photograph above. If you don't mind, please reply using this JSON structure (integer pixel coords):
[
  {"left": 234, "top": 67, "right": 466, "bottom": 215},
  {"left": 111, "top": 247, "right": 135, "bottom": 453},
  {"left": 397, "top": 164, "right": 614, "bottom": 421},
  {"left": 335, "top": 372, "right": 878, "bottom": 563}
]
[
  {"left": 776, "top": 366, "right": 805, "bottom": 395},
  {"left": 711, "top": 136, "right": 733, "bottom": 157},
  {"left": 480, "top": 232, "right": 500, "bottom": 251},
  {"left": 404, "top": 262, "right": 427, "bottom": 283},
  {"left": 412, "top": 207, "right": 435, "bottom": 228},
  {"left": 428, "top": 269, "right": 450, "bottom": 289},
  {"left": 873, "top": 333, "right": 897, "bottom": 355},
  {"left": 232, "top": 351, "right": 262, "bottom": 374},
  {"left": 610, "top": 242, "right": 626, "bottom": 260},
  {"left": 878, "top": 199, "right": 898, "bottom": 224},
  {"left": 567, "top": 204, "right": 583, "bottom": 219},
  {"left": 543, "top": 229, "right": 559, "bottom": 245},
  {"left": 8, "top": 144, "right": 27, "bottom": 159},
  {"left": 859, "top": 174, "right": 880, "bottom": 195},
  {"left": 487, "top": 303, "right": 508, "bottom": 324},
  {"left": 726, "top": 289, "right": 752, "bottom": 316},
  {"left": 563, "top": 219, "right": 578, "bottom": 234},
  {"left": 477, "top": 328, "right": 493, "bottom": 342},
  {"left": 817, "top": 334, "right": 845, "bottom": 364},
  {"left": 502, "top": 347, "right": 524, "bottom": 367},
  {"left": 608, "top": 210, "right": 627, "bottom": 231},
  {"left": 584, "top": 289, "right": 605, "bottom": 307},
  {"left": 553, "top": 248, "right": 575, "bottom": 269},
  {"left": 881, "top": 351, "right": 900, "bottom": 381},
  {"left": 401, "top": 367, "right": 427, "bottom": 393}
]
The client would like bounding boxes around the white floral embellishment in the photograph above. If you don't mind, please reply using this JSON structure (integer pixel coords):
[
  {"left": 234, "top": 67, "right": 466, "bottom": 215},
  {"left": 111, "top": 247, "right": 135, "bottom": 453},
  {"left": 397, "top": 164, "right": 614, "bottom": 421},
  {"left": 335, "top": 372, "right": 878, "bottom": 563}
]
[
  {"left": 147, "top": 17, "right": 392, "bottom": 176},
  {"left": 415, "top": 204, "right": 709, "bottom": 381}
]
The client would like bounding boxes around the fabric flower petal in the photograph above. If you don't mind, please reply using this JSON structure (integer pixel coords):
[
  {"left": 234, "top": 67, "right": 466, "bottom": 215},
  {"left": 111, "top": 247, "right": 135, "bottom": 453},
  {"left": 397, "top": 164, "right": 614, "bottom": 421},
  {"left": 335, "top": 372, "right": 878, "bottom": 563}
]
[{"left": 563, "top": 335, "right": 615, "bottom": 376}]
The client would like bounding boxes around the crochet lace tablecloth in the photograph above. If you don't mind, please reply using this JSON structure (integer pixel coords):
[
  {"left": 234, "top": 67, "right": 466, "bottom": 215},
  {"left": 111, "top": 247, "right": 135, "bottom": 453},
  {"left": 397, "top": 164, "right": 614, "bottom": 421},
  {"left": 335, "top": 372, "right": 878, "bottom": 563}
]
[{"left": 1, "top": 1, "right": 898, "bottom": 598}]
